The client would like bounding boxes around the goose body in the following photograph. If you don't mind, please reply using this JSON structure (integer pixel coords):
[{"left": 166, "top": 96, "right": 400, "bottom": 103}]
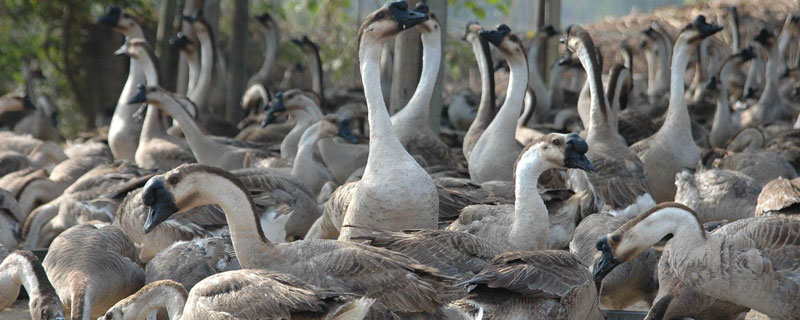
[
  {"left": 595, "top": 203, "right": 800, "bottom": 319},
  {"left": 44, "top": 224, "right": 144, "bottom": 319}
]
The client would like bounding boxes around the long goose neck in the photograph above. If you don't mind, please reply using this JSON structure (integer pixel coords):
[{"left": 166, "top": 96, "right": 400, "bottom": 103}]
[
  {"left": 510, "top": 149, "right": 550, "bottom": 250},
  {"left": 198, "top": 174, "right": 273, "bottom": 268},
  {"left": 134, "top": 284, "right": 187, "bottom": 320},
  {"left": 117, "top": 58, "right": 146, "bottom": 108},
  {"left": 548, "top": 62, "right": 566, "bottom": 103},
  {"left": 728, "top": 12, "right": 740, "bottom": 51},
  {"left": 662, "top": 37, "right": 694, "bottom": 137},
  {"left": 528, "top": 36, "right": 551, "bottom": 110},
  {"left": 471, "top": 36, "right": 497, "bottom": 127},
  {"left": 305, "top": 47, "right": 325, "bottom": 107},
  {"left": 281, "top": 108, "right": 316, "bottom": 159},
  {"left": 0, "top": 254, "right": 46, "bottom": 308},
  {"left": 122, "top": 25, "right": 146, "bottom": 40},
  {"left": 359, "top": 41, "right": 405, "bottom": 155},
  {"left": 714, "top": 59, "right": 737, "bottom": 128},
  {"left": 180, "top": 49, "right": 200, "bottom": 96},
  {"left": 644, "top": 45, "right": 658, "bottom": 89},
  {"left": 488, "top": 51, "right": 528, "bottom": 138},
  {"left": 576, "top": 40, "right": 613, "bottom": 138},
  {"left": 399, "top": 30, "right": 441, "bottom": 123},
  {"left": 255, "top": 26, "right": 278, "bottom": 84},
  {"left": 190, "top": 23, "right": 214, "bottom": 108},
  {"left": 761, "top": 44, "right": 780, "bottom": 101},
  {"left": 137, "top": 54, "right": 166, "bottom": 142},
  {"left": 157, "top": 97, "right": 228, "bottom": 163},
  {"left": 630, "top": 207, "right": 706, "bottom": 260}
]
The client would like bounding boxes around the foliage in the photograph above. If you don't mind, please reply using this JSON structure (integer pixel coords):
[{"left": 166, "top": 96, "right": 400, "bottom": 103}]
[{"left": 0, "top": 0, "right": 154, "bottom": 137}]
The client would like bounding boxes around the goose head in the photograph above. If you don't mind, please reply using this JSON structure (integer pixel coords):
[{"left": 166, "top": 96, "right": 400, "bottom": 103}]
[
  {"left": 291, "top": 35, "right": 319, "bottom": 54},
  {"left": 307, "top": 115, "right": 359, "bottom": 144},
  {"left": 412, "top": 3, "right": 441, "bottom": 35},
  {"left": 142, "top": 165, "right": 248, "bottom": 234},
  {"left": 753, "top": 28, "right": 775, "bottom": 50},
  {"left": 676, "top": 15, "right": 723, "bottom": 45},
  {"left": 516, "top": 133, "right": 595, "bottom": 175},
  {"left": 255, "top": 12, "right": 277, "bottom": 30},
  {"left": 10, "top": 251, "right": 66, "bottom": 320},
  {"left": 593, "top": 203, "right": 704, "bottom": 283},
  {"left": 168, "top": 33, "right": 196, "bottom": 53},
  {"left": 97, "top": 6, "right": 141, "bottom": 37},
  {"left": 101, "top": 280, "right": 188, "bottom": 320},
  {"left": 127, "top": 85, "right": 198, "bottom": 121},
  {"left": 357, "top": 1, "right": 429, "bottom": 54},
  {"left": 262, "top": 90, "right": 319, "bottom": 127},
  {"left": 462, "top": 21, "right": 483, "bottom": 42},
  {"left": 481, "top": 24, "right": 525, "bottom": 58}
]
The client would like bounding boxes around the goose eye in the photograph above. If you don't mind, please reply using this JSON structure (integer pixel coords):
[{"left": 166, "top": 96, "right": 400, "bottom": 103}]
[
  {"left": 611, "top": 234, "right": 621, "bottom": 243},
  {"left": 552, "top": 139, "right": 562, "bottom": 146},
  {"left": 374, "top": 12, "right": 385, "bottom": 19},
  {"left": 105, "top": 312, "right": 113, "bottom": 320},
  {"left": 168, "top": 176, "right": 179, "bottom": 185},
  {"left": 41, "top": 309, "right": 48, "bottom": 318}
]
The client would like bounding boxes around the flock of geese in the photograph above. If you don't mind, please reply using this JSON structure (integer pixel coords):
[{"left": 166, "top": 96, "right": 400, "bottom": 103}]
[{"left": 0, "top": 1, "right": 799, "bottom": 319}]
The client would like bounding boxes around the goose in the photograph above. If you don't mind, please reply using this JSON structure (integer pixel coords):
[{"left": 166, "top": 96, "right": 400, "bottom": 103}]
[
  {"left": 642, "top": 24, "right": 671, "bottom": 109},
  {"left": 292, "top": 36, "right": 326, "bottom": 109},
  {"left": 138, "top": 163, "right": 462, "bottom": 316},
  {"left": 113, "top": 187, "right": 226, "bottom": 262},
  {"left": 468, "top": 24, "right": 526, "bottom": 183},
  {"left": 44, "top": 223, "right": 145, "bottom": 320},
  {"left": 447, "top": 133, "right": 596, "bottom": 252},
  {"left": 755, "top": 176, "right": 800, "bottom": 217},
  {"left": 562, "top": 25, "right": 655, "bottom": 216},
  {"left": 0, "top": 134, "right": 66, "bottom": 173},
  {"left": 100, "top": 276, "right": 373, "bottom": 320},
  {"left": 709, "top": 47, "right": 755, "bottom": 149},
  {"left": 523, "top": 25, "right": 560, "bottom": 126},
  {"left": 461, "top": 22, "right": 497, "bottom": 161},
  {"left": 127, "top": 85, "right": 272, "bottom": 171},
  {"left": 246, "top": 13, "right": 278, "bottom": 91},
  {"left": 118, "top": 38, "right": 195, "bottom": 171},
  {"left": 645, "top": 223, "right": 750, "bottom": 320},
  {"left": 0, "top": 188, "right": 23, "bottom": 249},
  {"left": 0, "top": 250, "right": 66, "bottom": 320},
  {"left": 335, "top": 1, "right": 439, "bottom": 240},
  {"left": 569, "top": 211, "right": 658, "bottom": 310},
  {"left": 594, "top": 203, "right": 800, "bottom": 319},
  {"left": 461, "top": 250, "right": 604, "bottom": 320},
  {"left": 631, "top": 16, "right": 721, "bottom": 203},
  {"left": 97, "top": 6, "right": 146, "bottom": 162},
  {"left": 389, "top": 3, "right": 457, "bottom": 169},
  {"left": 742, "top": 28, "right": 794, "bottom": 126},
  {"left": 262, "top": 90, "right": 324, "bottom": 161},
  {"left": 145, "top": 237, "right": 240, "bottom": 291},
  {"left": 607, "top": 62, "right": 657, "bottom": 146},
  {"left": 12, "top": 63, "right": 61, "bottom": 142},
  {"left": 674, "top": 168, "right": 760, "bottom": 223},
  {"left": 0, "top": 93, "right": 35, "bottom": 130}
]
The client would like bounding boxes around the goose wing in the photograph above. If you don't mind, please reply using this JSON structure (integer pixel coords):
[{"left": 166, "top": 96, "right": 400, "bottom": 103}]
[
  {"left": 726, "top": 216, "right": 800, "bottom": 272},
  {"left": 464, "top": 250, "right": 593, "bottom": 299},
  {"left": 756, "top": 177, "right": 800, "bottom": 216},
  {"left": 276, "top": 239, "right": 463, "bottom": 314},
  {"left": 580, "top": 149, "right": 651, "bottom": 211},
  {"left": 350, "top": 227, "right": 502, "bottom": 279}
]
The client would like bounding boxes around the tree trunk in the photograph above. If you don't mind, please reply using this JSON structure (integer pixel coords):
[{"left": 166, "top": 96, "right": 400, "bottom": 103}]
[
  {"left": 427, "top": 0, "right": 446, "bottom": 134},
  {"left": 533, "top": 0, "right": 547, "bottom": 78},
  {"left": 156, "top": 0, "right": 179, "bottom": 92},
  {"left": 226, "top": 0, "right": 249, "bottom": 122},
  {"left": 389, "top": 0, "right": 423, "bottom": 115},
  {"left": 544, "top": 0, "right": 561, "bottom": 81}
]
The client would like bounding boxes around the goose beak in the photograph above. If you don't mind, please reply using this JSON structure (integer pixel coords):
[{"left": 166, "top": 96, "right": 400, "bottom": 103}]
[
  {"left": 127, "top": 84, "right": 148, "bottom": 105},
  {"left": 262, "top": 92, "right": 285, "bottom": 127},
  {"left": 743, "top": 87, "right": 756, "bottom": 100},
  {"left": 593, "top": 236, "right": 621, "bottom": 282},
  {"left": 693, "top": 15, "right": 723, "bottom": 38},
  {"left": 479, "top": 24, "right": 510, "bottom": 47},
  {"left": 23, "top": 96, "right": 36, "bottom": 110},
  {"left": 142, "top": 177, "right": 179, "bottom": 234},
  {"left": 338, "top": 119, "right": 358, "bottom": 143},
  {"left": 564, "top": 134, "right": 595, "bottom": 172},
  {"left": 169, "top": 33, "right": 191, "bottom": 49},
  {"left": 388, "top": 1, "right": 429, "bottom": 31}
]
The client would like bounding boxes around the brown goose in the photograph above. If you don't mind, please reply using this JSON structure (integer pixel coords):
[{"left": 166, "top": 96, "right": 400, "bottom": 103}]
[{"left": 594, "top": 203, "right": 800, "bottom": 319}]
